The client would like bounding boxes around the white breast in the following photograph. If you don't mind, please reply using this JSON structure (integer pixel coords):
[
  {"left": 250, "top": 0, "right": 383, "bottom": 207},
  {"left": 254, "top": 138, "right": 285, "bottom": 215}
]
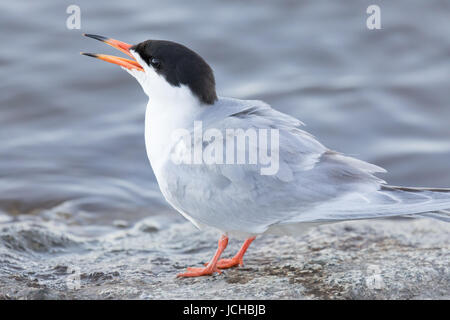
[{"left": 144, "top": 87, "right": 201, "bottom": 172}]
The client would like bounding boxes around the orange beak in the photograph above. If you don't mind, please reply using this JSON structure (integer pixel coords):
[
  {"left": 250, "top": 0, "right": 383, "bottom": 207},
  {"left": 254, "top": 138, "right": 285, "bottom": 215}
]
[{"left": 81, "top": 34, "right": 144, "bottom": 72}]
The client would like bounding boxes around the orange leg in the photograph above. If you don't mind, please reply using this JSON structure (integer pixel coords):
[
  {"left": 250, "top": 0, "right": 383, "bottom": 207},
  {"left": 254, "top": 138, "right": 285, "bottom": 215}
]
[
  {"left": 177, "top": 235, "right": 229, "bottom": 277},
  {"left": 206, "top": 236, "right": 256, "bottom": 269}
]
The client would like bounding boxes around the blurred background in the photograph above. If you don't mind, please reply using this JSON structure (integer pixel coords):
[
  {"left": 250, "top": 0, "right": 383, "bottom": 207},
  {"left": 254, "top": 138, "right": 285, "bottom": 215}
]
[{"left": 1, "top": 0, "right": 450, "bottom": 237}]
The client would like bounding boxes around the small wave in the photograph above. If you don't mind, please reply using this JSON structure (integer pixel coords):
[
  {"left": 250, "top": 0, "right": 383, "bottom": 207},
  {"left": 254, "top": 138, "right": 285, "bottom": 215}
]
[{"left": 0, "top": 222, "right": 83, "bottom": 254}]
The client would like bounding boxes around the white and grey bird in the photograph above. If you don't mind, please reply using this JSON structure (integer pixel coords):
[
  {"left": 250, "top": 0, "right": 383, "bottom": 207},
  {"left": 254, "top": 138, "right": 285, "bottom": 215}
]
[{"left": 82, "top": 34, "right": 450, "bottom": 277}]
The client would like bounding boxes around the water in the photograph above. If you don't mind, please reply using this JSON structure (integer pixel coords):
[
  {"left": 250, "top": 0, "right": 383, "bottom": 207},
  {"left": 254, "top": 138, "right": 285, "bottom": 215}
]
[{"left": 0, "top": 0, "right": 449, "bottom": 298}]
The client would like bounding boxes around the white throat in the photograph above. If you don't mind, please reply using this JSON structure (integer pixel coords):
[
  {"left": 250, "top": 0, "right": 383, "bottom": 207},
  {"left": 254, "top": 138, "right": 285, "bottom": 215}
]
[
  {"left": 124, "top": 51, "right": 205, "bottom": 172},
  {"left": 144, "top": 86, "right": 202, "bottom": 172}
]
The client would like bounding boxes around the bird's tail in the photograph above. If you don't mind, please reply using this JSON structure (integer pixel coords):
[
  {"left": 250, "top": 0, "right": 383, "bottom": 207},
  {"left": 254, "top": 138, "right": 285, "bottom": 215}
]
[
  {"left": 290, "top": 184, "right": 450, "bottom": 223},
  {"left": 381, "top": 185, "right": 450, "bottom": 222}
]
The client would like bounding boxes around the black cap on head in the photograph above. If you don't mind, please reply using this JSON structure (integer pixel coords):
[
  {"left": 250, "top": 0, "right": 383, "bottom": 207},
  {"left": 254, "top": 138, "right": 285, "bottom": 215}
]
[{"left": 131, "top": 40, "right": 218, "bottom": 105}]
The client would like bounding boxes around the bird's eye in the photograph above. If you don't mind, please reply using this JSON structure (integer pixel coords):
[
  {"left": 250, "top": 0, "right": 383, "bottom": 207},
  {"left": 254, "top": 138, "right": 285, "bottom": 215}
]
[{"left": 150, "top": 57, "right": 161, "bottom": 68}]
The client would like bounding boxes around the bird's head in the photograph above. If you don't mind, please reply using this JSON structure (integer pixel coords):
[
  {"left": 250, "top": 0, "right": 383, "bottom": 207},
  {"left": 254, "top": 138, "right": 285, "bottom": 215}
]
[{"left": 81, "top": 34, "right": 218, "bottom": 105}]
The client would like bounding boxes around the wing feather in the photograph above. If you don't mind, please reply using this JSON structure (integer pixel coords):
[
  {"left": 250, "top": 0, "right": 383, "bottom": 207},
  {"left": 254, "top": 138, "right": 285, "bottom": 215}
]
[{"left": 162, "top": 98, "right": 450, "bottom": 234}]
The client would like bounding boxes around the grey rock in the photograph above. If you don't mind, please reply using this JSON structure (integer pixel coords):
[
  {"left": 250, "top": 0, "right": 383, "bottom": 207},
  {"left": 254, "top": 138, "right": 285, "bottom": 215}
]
[{"left": 0, "top": 217, "right": 448, "bottom": 299}]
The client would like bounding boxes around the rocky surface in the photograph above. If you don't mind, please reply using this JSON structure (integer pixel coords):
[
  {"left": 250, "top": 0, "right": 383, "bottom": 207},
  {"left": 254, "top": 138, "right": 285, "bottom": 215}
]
[{"left": 0, "top": 215, "right": 448, "bottom": 300}]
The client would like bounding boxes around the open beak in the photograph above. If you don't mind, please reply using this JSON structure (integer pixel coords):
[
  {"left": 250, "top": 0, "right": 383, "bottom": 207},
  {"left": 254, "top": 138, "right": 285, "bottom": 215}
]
[{"left": 81, "top": 34, "right": 144, "bottom": 72}]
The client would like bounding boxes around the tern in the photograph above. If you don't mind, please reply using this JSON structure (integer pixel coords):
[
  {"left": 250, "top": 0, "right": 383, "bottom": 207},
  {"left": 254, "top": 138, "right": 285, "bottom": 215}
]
[{"left": 82, "top": 34, "right": 450, "bottom": 277}]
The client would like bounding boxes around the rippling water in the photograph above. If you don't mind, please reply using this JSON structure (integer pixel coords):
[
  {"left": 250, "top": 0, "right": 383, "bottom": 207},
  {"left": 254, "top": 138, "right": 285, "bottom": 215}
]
[{"left": 0, "top": 0, "right": 449, "bottom": 297}]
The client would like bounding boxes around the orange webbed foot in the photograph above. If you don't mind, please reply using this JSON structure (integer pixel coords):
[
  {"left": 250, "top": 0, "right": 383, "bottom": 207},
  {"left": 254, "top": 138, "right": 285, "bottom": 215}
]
[
  {"left": 177, "top": 265, "right": 222, "bottom": 277},
  {"left": 215, "top": 257, "right": 243, "bottom": 269},
  {"left": 177, "top": 234, "right": 229, "bottom": 278}
]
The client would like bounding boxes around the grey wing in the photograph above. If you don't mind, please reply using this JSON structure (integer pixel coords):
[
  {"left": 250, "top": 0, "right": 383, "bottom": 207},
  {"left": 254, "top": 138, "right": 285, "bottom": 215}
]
[{"left": 165, "top": 99, "right": 450, "bottom": 234}]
